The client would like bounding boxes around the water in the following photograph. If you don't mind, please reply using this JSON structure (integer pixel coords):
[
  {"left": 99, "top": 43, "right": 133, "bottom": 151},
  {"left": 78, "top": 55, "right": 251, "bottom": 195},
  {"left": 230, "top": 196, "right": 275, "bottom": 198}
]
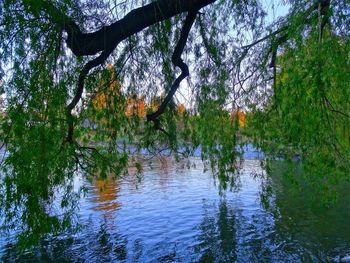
[{"left": 1, "top": 157, "right": 350, "bottom": 262}]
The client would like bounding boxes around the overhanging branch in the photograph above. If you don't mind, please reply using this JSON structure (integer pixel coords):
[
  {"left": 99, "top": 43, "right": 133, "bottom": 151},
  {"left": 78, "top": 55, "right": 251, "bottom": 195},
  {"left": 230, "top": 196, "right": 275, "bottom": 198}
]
[
  {"left": 66, "top": 47, "right": 115, "bottom": 143},
  {"left": 35, "top": 0, "right": 216, "bottom": 56},
  {"left": 25, "top": 0, "right": 215, "bottom": 143},
  {"left": 147, "top": 9, "right": 198, "bottom": 123},
  {"left": 71, "top": 0, "right": 215, "bottom": 56}
]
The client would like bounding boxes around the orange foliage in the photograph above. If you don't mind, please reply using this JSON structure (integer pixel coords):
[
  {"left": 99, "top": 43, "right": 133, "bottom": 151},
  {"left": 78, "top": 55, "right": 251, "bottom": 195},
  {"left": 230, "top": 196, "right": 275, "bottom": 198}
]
[
  {"left": 137, "top": 96, "right": 146, "bottom": 118},
  {"left": 92, "top": 64, "right": 120, "bottom": 111},
  {"left": 231, "top": 109, "right": 246, "bottom": 128},
  {"left": 92, "top": 93, "right": 107, "bottom": 110},
  {"left": 125, "top": 95, "right": 148, "bottom": 118},
  {"left": 125, "top": 97, "right": 135, "bottom": 117},
  {"left": 176, "top": 103, "right": 186, "bottom": 115},
  {"left": 91, "top": 64, "right": 152, "bottom": 119}
]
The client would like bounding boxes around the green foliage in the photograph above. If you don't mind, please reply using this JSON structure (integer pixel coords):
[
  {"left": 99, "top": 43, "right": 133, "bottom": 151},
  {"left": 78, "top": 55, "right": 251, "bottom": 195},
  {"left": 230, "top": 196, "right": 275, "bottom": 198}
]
[
  {"left": 247, "top": 31, "right": 350, "bottom": 205},
  {"left": 0, "top": 0, "right": 349, "bottom": 248},
  {"left": 196, "top": 81, "right": 241, "bottom": 189}
]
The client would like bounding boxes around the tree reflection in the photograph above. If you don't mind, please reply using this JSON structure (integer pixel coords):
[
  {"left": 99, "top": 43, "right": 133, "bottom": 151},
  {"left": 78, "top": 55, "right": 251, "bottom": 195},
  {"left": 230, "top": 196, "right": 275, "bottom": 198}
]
[
  {"left": 91, "top": 177, "right": 121, "bottom": 220},
  {"left": 262, "top": 160, "right": 350, "bottom": 261},
  {"left": 195, "top": 199, "right": 238, "bottom": 262}
]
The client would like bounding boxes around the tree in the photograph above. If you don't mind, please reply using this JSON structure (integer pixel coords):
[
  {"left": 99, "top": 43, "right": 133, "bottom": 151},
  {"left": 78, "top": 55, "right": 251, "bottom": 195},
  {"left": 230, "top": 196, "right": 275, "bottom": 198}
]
[
  {"left": 247, "top": 30, "right": 350, "bottom": 205},
  {"left": 0, "top": 0, "right": 349, "bottom": 246}
]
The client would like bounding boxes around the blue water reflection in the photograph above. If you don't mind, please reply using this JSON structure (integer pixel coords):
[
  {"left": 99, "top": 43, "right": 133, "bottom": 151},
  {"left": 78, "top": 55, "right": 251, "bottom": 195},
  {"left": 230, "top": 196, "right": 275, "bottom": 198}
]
[{"left": 1, "top": 157, "right": 350, "bottom": 262}]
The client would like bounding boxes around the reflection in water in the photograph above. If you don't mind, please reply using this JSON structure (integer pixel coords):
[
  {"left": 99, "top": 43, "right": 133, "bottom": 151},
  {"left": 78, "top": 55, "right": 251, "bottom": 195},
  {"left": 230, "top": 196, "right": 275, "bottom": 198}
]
[
  {"left": 195, "top": 200, "right": 238, "bottom": 262},
  {"left": 91, "top": 177, "right": 121, "bottom": 219},
  {"left": 1, "top": 158, "right": 350, "bottom": 262},
  {"left": 265, "top": 161, "right": 350, "bottom": 262}
]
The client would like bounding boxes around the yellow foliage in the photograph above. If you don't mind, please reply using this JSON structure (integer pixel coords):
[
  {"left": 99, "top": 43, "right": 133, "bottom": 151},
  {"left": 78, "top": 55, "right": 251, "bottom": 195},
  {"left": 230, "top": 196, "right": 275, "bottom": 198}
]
[
  {"left": 125, "top": 97, "right": 135, "bottom": 117},
  {"left": 137, "top": 96, "right": 146, "bottom": 118},
  {"left": 177, "top": 103, "right": 186, "bottom": 115},
  {"left": 92, "top": 64, "right": 120, "bottom": 111},
  {"left": 91, "top": 64, "right": 150, "bottom": 119},
  {"left": 150, "top": 101, "right": 159, "bottom": 112},
  {"left": 106, "top": 63, "right": 113, "bottom": 70},
  {"left": 231, "top": 110, "right": 246, "bottom": 128},
  {"left": 125, "top": 95, "right": 148, "bottom": 118}
]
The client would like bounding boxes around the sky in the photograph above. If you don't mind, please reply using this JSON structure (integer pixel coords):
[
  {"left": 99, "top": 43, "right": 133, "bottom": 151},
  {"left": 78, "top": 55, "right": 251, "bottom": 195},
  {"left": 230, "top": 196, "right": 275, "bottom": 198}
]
[{"left": 175, "top": 0, "right": 291, "bottom": 109}]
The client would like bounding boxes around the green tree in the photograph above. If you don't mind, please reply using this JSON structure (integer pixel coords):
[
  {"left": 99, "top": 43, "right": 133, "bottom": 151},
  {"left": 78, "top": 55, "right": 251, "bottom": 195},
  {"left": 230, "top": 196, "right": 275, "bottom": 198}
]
[
  {"left": 0, "top": 0, "right": 349, "bottom": 246},
  {"left": 247, "top": 29, "right": 350, "bottom": 205}
]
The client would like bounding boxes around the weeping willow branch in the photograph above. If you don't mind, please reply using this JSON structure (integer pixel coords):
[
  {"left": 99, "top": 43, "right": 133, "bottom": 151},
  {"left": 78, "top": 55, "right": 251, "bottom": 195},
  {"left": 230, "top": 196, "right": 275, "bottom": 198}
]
[
  {"left": 28, "top": 0, "right": 215, "bottom": 56},
  {"left": 147, "top": 10, "right": 198, "bottom": 125},
  {"left": 65, "top": 9, "right": 198, "bottom": 142},
  {"left": 59, "top": 4, "right": 203, "bottom": 142},
  {"left": 66, "top": 47, "right": 115, "bottom": 143}
]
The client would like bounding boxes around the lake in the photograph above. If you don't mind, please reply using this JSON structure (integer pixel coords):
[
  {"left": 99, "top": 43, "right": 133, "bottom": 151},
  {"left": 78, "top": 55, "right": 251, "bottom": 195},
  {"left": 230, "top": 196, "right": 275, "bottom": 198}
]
[{"left": 1, "top": 154, "right": 350, "bottom": 262}]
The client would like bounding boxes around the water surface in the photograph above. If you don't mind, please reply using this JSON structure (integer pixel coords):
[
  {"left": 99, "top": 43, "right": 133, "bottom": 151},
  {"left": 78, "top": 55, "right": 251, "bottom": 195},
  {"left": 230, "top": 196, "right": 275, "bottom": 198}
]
[{"left": 1, "top": 157, "right": 350, "bottom": 262}]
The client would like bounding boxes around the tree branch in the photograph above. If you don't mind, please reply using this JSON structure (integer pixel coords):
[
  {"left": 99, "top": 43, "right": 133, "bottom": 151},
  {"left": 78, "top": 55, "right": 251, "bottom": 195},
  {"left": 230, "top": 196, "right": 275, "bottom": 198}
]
[
  {"left": 66, "top": 47, "right": 115, "bottom": 143},
  {"left": 147, "top": 9, "right": 198, "bottom": 123},
  {"left": 35, "top": 0, "right": 213, "bottom": 142},
  {"left": 34, "top": 0, "right": 216, "bottom": 56}
]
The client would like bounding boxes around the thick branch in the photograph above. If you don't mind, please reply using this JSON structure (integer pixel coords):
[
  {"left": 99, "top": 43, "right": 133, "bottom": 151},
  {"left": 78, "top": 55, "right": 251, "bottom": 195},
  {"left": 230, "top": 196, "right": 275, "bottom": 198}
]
[
  {"left": 63, "top": 0, "right": 215, "bottom": 56},
  {"left": 29, "top": 0, "right": 216, "bottom": 56},
  {"left": 147, "top": 10, "right": 198, "bottom": 123},
  {"left": 73, "top": 0, "right": 214, "bottom": 56}
]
